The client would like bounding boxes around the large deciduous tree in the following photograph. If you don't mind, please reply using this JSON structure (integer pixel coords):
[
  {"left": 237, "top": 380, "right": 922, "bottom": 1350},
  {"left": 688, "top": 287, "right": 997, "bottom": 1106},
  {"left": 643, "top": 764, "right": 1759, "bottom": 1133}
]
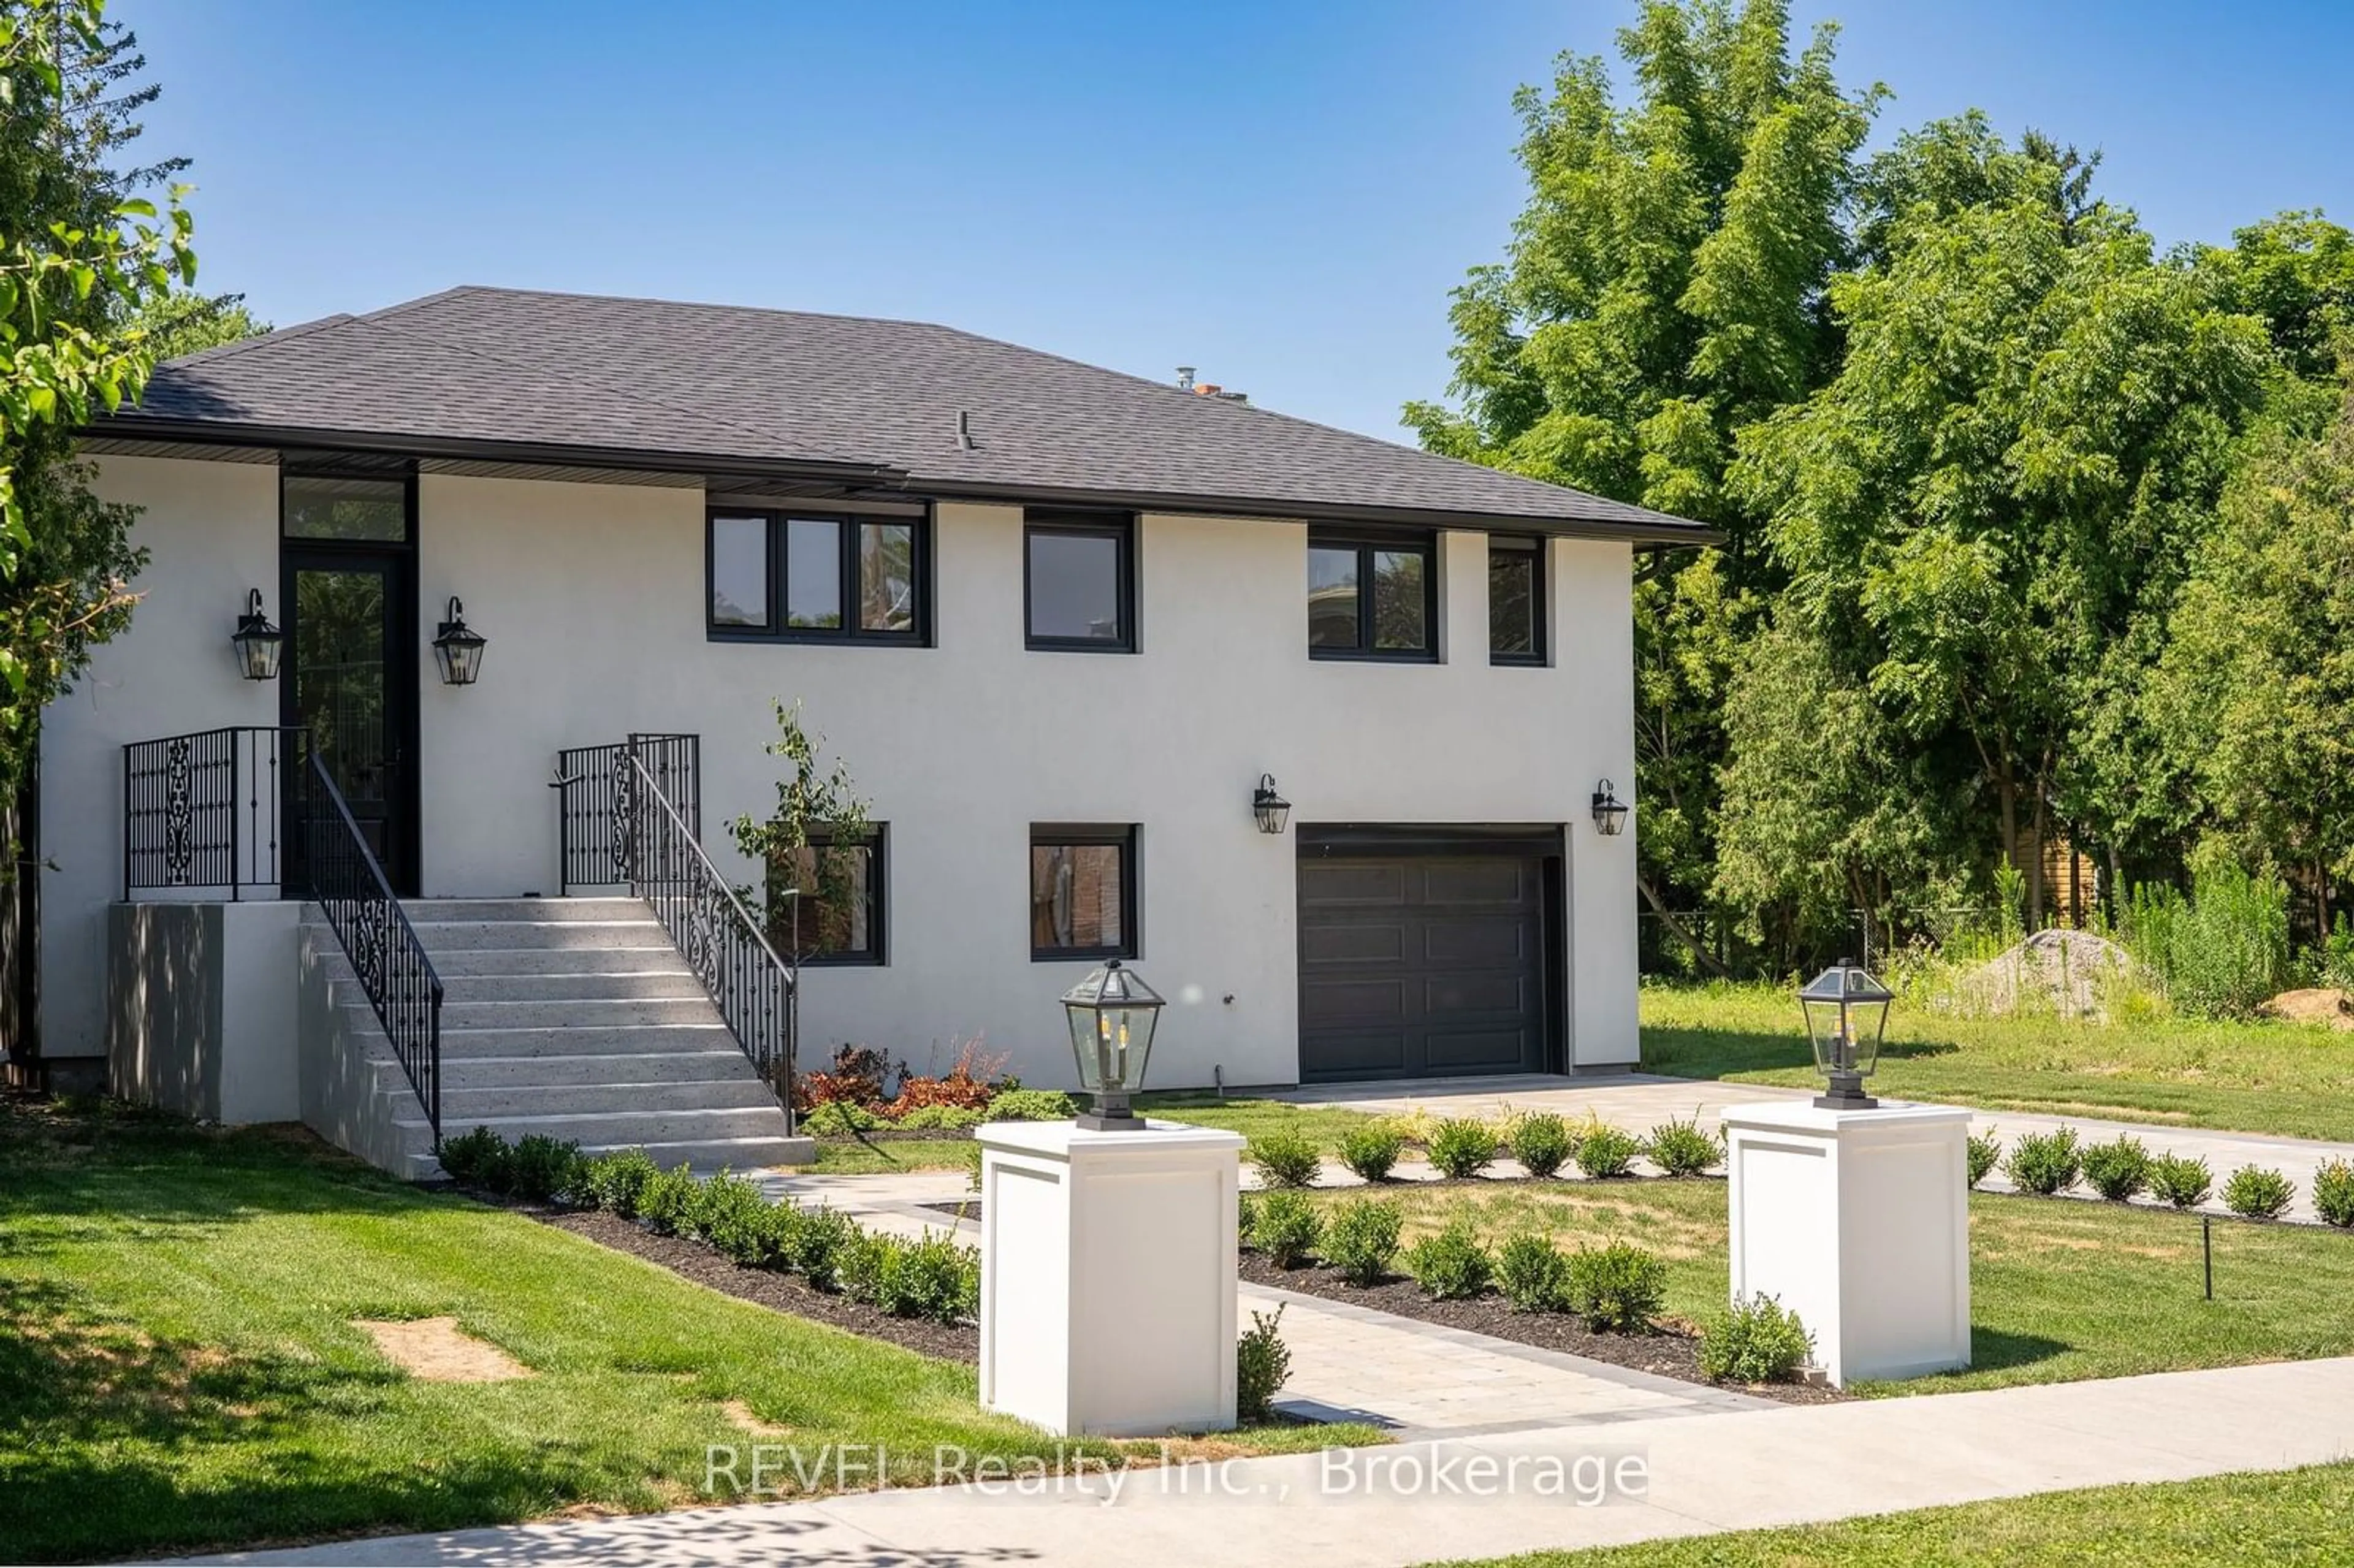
[
  {"left": 1404, "top": 0, "right": 1880, "bottom": 945},
  {"left": 0, "top": 0, "right": 195, "bottom": 816},
  {"left": 1726, "top": 123, "right": 2271, "bottom": 936}
]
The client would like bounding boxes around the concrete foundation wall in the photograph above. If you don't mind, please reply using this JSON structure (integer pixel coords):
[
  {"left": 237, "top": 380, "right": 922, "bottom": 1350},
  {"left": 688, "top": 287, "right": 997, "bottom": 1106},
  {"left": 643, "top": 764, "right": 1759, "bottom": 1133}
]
[{"left": 106, "top": 899, "right": 300, "bottom": 1123}]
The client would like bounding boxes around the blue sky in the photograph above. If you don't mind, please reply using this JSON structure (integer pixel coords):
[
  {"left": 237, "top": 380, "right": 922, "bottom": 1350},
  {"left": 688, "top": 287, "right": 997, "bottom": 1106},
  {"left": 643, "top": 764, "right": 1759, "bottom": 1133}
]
[{"left": 119, "top": 1, "right": 2354, "bottom": 441}]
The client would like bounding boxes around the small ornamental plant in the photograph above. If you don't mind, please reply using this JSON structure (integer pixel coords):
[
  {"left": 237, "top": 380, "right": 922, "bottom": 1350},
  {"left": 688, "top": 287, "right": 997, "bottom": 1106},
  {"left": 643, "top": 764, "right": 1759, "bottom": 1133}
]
[
  {"left": 1251, "top": 1190, "right": 1324, "bottom": 1269},
  {"left": 2222, "top": 1164, "right": 2295, "bottom": 1222},
  {"left": 1698, "top": 1295, "right": 1815, "bottom": 1385},
  {"left": 2081, "top": 1135, "right": 2152, "bottom": 1203},
  {"left": 1320, "top": 1197, "right": 1405, "bottom": 1286},
  {"left": 1247, "top": 1127, "right": 1323, "bottom": 1189},
  {"left": 2150, "top": 1153, "right": 2215, "bottom": 1209},
  {"left": 1645, "top": 1116, "right": 1718, "bottom": 1178},
  {"left": 2003, "top": 1127, "right": 2082, "bottom": 1196},
  {"left": 1965, "top": 1128, "right": 2002, "bottom": 1189},
  {"left": 1426, "top": 1117, "right": 1500, "bottom": 1179},
  {"left": 1404, "top": 1220, "right": 1495, "bottom": 1300},
  {"left": 2315, "top": 1159, "right": 2354, "bottom": 1229},
  {"left": 1236, "top": 1306, "right": 1291, "bottom": 1422},
  {"left": 1574, "top": 1123, "right": 1643, "bottom": 1179},
  {"left": 1495, "top": 1232, "right": 1571, "bottom": 1312},
  {"left": 1509, "top": 1113, "right": 1574, "bottom": 1178},
  {"left": 1337, "top": 1123, "right": 1406, "bottom": 1182}
]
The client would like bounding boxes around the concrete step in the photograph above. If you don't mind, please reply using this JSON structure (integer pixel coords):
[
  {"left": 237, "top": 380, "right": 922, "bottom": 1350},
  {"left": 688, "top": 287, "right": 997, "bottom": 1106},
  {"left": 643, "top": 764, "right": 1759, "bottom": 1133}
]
[
  {"left": 405, "top": 898, "right": 652, "bottom": 922},
  {"left": 421, "top": 995, "right": 722, "bottom": 1030},
  {"left": 411, "top": 919, "right": 671, "bottom": 952},
  {"left": 429, "top": 945, "right": 687, "bottom": 976},
  {"left": 437, "top": 970, "right": 705, "bottom": 1002},
  {"left": 438, "top": 1078, "right": 779, "bottom": 1119},
  {"left": 394, "top": 1103, "right": 793, "bottom": 1147},
  {"left": 442, "top": 1049, "right": 758, "bottom": 1089},
  {"left": 436, "top": 1023, "right": 741, "bottom": 1057}
]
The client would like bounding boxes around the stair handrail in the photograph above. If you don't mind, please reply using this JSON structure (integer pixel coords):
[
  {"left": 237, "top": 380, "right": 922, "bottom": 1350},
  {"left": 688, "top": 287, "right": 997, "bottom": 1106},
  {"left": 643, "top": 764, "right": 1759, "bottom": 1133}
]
[
  {"left": 302, "top": 751, "right": 445, "bottom": 1146},
  {"left": 625, "top": 747, "right": 799, "bottom": 1132}
]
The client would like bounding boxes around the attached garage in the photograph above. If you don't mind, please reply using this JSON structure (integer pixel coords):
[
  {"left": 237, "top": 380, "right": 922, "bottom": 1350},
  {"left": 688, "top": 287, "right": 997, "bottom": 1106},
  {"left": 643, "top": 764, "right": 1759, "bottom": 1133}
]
[{"left": 1297, "top": 826, "right": 1563, "bottom": 1083}]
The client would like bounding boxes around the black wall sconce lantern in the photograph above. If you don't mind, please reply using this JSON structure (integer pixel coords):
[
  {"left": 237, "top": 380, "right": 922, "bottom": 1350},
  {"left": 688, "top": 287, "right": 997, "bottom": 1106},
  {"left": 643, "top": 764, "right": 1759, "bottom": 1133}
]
[
  {"left": 230, "top": 588, "right": 283, "bottom": 680},
  {"left": 1253, "top": 774, "right": 1291, "bottom": 835},
  {"left": 1591, "top": 779, "right": 1629, "bottom": 837},
  {"left": 432, "top": 596, "right": 488, "bottom": 686}
]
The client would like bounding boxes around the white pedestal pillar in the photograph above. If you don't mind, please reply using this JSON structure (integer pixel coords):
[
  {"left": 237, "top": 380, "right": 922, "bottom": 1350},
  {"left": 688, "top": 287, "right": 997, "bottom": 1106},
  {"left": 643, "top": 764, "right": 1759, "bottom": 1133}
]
[
  {"left": 977, "top": 1118, "right": 1246, "bottom": 1437},
  {"left": 1721, "top": 1100, "right": 1971, "bottom": 1388}
]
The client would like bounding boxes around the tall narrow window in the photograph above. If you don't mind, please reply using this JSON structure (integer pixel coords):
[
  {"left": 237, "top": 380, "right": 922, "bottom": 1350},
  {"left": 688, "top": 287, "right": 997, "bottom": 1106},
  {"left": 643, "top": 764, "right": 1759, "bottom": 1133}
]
[
  {"left": 1488, "top": 535, "right": 1545, "bottom": 664},
  {"left": 1306, "top": 530, "right": 1438, "bottom": 661},
  {"left": 1030, "top": 824, "right": 1138, "bottom": 960},
  {"left": 1026, "top": 512, "right": 1136, "bottom": 652},
  {"left": 707, "top": 509, "right": 929, "bottom": 644}
]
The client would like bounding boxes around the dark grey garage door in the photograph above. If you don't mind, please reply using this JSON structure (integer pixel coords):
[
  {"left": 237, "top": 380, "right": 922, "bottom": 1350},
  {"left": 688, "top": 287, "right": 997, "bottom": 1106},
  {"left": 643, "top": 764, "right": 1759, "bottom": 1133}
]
[{"left": 1298, "top": 835, "right": 1553, "bottom": 1083}]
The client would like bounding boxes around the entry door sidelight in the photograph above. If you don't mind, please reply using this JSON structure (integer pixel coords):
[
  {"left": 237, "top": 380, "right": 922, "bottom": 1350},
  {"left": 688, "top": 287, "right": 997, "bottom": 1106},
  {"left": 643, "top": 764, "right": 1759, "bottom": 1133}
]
[{"left": 282, "top": 549, "right": 419, "bottom": 893}]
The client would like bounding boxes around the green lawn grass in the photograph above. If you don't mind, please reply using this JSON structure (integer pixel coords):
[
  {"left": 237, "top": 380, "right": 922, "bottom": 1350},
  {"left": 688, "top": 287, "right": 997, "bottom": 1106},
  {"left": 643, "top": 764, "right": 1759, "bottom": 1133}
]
[
  {"left": 0, "top": 1099, "right": 1373, "bottom": 1562},
  {"left": 808, "top": 1134, "right": 976, "bottom": 1173},
  {"left": 1294, "top": 1177, "right": 2354, "bottom": 1395},
  {"left": 1140, "top": 1092, "right": 1387, "bottom": 1150},
  {"left": 1430, "top": 1460, "right": 2354, "bottom": 1566},
  {"left": 1642, "top": 981, "right": 2354, "bottom": 1141}
]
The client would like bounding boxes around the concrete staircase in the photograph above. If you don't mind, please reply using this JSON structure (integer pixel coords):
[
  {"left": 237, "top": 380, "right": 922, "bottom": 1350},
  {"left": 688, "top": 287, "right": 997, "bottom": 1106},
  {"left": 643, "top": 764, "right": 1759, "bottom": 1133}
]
[{"left": 299, "top": 897, "right": 811, "bottom": 1181}]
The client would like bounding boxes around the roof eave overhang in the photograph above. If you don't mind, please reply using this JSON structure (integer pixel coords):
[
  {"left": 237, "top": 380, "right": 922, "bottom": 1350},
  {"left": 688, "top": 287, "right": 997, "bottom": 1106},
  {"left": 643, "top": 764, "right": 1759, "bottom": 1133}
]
[
  {"left": 75, "top": 417, "right": 907, "bottom": 489},
  {"left": 907, "top": 476, "right": 1723, "bottom": 547}
]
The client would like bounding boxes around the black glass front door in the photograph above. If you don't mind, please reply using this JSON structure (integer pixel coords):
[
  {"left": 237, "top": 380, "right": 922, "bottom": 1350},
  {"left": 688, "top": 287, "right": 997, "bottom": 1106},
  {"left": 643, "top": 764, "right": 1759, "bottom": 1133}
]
[{"left": 282, "top": 547, "right": 418, "bottom": 893}]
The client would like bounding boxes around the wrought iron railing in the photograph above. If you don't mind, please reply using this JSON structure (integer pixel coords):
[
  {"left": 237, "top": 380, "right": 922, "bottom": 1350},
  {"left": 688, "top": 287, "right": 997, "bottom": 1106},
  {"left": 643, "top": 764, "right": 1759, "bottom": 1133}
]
[
  {"left": 303, "top": 751, "right": 444, "bottom": 1144},
  {"left": 624, "top": 745, "right": 799, "bottom": 1129},
  {"left": 122, "top": 726, "right": 303, "bottom": 899},
  {"left": 551, "top": 733, "right": 699, "bottom": 893}
]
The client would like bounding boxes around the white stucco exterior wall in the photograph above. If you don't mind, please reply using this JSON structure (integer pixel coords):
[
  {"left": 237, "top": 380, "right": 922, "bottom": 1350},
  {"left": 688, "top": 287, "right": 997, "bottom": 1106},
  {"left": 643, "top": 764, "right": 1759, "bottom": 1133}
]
[{"left": 41, "top": 455, "right": 1640, "bottom": 1088}]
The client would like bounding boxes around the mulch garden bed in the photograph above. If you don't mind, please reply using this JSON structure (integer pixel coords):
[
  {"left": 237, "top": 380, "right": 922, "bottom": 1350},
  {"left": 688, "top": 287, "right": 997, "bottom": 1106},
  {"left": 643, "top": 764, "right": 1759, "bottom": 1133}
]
[
  {"left": 1235, "top": 1250, "right": 1846, "bottom": 1406},
  {"left": 535, "top": 1207, "right": 978, "bottom": 1363}
]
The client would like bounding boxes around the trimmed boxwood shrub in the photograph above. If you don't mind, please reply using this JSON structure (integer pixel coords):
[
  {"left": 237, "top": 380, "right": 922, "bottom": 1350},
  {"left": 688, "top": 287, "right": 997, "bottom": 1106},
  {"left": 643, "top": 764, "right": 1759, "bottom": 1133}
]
[
  {"left": 2315, "top": 1159, "right": 2354, "bottom": 1228},
  {"left": 1509, "top": 1113, "right": 1573, "bottom": 1178},
  {"left": 1698, "top": 1295, "right": 1814, "bottom": 1384},
  {"left": 783, "top": 1205, "right": 859, "bottom": 1288},
  {"left": 636, "top": 1164, "right": 701, "bottom": 1235},
  {"left": 1574, "top": 1124, "right": 1642, "bottom": 1179},
  {"left": 2004, "top": 1127, "right": 2082, "bottom": 1195},
  {"left": 1495, "top": 1232, "right": 1571, "bottom": 1312},
  {"left": 582, "top": 1147, "right": 660, "bottom": 1215},
  {"left": 1404, "top": 1220, "right": 1493, "bottom": 1300},
  {"left": 1965, "top": 1128, "right": 2002, "bottom": 1189},
  {"left": 873, "top": 1233, "right": 978, "bottom": 1322},
  {"left": 1320, "top": 1197, "right": 1404, "bottom": 1286},
  {"left": 1564, "top": 1241, "right": 1665, "bottom": 1332},
  {"left": 2150, "top": 1153, "right": 2214, "bottom": 1209},
  {"left": 2223, "top": 1164, "right": 2295, "bottom": 1221},
  {"left": 1645, "top": 1116, "right": 1717, "bottom": 1178},
  {"left": 1337, "top": 1124, "right": 1405, "bottom": 1182},
  {"left": 986, "top": 1088, "right": 1078, "bottom": 1122},
  {"left": 1247, "top": 1128, "right": 1323, "bottom": 1189},
  {"left": 2081, "top": 1135, "right": 2152, "bottom": 1203},
  {"left": 436, "top": 1125, "right": 511, "bottom": 1189},
  {"left": 1426, "top": 1118, "right": 1499, "bottom": 1180},
  {"left": 1251, "top": 1190, "right": 1323, "bottom": 1268}
]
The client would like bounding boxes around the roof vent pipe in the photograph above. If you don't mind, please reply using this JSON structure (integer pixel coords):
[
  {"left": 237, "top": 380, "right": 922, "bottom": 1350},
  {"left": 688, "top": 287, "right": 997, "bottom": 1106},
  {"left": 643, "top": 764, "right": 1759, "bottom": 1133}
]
[{"left": 956, "top": 409, "right": 975, "bottom": 451}]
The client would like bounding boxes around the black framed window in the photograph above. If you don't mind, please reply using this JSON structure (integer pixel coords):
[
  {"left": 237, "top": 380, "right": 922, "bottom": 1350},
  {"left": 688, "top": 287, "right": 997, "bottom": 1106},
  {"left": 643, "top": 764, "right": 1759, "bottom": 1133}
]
[
  {"left": 767, "top": 826, "right": 886, "bottom": 966},
  {"left": 1308, "top": 528, "right": 1438, "bottom": 661},
  {"left": 1030, "top": 824, "right": 1138, "bottom": 960},
  {"left": 1488, "top": 535, "right": 1545, "bottom": 664},
  {"left": 283, "top": 473, "right": 409, "bottom": 541},
  {"left": 1025, "top": 511, "right": 1136, "bottom": 652},
  {"left": 707, "top": 509, "right": 928, "bottom": 644}
]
